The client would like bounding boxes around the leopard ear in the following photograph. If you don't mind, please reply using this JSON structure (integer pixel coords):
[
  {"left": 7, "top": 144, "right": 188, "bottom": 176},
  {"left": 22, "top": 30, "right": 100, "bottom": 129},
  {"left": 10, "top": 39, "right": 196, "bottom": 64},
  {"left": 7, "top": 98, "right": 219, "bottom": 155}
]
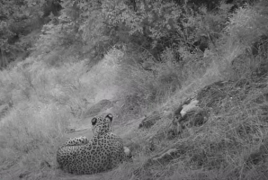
[
  {"left": 91, "top": 118, "right": 98, "bottom": 125},
  {"left": 105, "top": 113, "right": 113, "bottom": 122}
]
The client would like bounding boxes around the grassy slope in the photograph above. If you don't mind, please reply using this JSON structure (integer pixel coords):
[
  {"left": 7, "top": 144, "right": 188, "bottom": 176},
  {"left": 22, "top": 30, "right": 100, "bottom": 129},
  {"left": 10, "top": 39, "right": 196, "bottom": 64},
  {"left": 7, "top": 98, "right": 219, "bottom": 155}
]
[
  {"left": 0, "top": 48, "right": 240, "bottom": 180},
  {"left": 0, "top": 46, "right": 215, "bottom": 180}
]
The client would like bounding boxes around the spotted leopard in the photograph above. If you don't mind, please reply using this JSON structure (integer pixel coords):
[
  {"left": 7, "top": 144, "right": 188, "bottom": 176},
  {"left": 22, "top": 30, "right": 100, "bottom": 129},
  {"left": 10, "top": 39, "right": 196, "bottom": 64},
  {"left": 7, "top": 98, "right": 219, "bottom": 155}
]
[{"left": 56, "top": 114, "right": 127, "bottom": 174}]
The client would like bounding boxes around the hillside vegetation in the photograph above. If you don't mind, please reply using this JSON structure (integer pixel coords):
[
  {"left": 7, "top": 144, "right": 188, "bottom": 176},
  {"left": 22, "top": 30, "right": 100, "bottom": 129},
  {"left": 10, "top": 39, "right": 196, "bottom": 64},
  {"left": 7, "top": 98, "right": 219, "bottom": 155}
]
[{"left": 1, "top": 0, "right": 268, "bottom": 180}]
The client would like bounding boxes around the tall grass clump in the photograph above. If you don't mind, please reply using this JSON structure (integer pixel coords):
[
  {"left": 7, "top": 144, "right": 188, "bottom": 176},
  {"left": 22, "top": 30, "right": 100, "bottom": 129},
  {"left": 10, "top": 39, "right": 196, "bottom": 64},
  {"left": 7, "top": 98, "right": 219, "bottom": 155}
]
[
  {"left": 217, "top": 1, "right": 268, "bottom": 63},
  {"left": 0, "top": 101, "right": 71, "bottom": 178},
  {"left": 201, "top": 1, "right": 268, "bottom": 83},
  {"left": 227, "top": 2, "right": 268, "bottom": 47},
  {"left": 0, "top": 57, "right": 100, "bottom": 179}
]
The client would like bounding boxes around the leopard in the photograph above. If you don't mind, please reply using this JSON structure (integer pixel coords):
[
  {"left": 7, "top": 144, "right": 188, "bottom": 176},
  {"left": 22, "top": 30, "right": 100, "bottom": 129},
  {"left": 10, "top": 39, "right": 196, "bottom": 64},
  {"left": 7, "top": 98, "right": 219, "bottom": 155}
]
[{"left": 56, "top": 113, "right": 128, "bottom": 174}]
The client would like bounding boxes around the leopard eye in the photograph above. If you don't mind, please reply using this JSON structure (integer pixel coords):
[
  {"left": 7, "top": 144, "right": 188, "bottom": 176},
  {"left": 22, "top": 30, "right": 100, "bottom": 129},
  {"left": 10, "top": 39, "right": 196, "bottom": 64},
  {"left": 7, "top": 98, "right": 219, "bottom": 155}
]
[
  {"left": 105, "top": 113, "right": 113, "bottom": 122},
  {"left": 91, "top": 118, "right": 98, "bottom": 125}
]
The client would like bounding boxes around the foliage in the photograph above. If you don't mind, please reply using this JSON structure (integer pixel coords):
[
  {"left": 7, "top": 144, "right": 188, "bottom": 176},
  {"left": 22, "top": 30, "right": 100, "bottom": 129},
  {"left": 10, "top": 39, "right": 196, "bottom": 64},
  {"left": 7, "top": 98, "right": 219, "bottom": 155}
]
[
  {"left": 34, "top": 0, "right": 232, "bottom": 63},
  {"left": 0, "top": 0, "right": 262, "bottom": 68},
  {"left": 226, "top": 2, "right": 268, "bottom": 46},
  {"left": 0, "top": 0, "right": 62, "bottom": 69}
]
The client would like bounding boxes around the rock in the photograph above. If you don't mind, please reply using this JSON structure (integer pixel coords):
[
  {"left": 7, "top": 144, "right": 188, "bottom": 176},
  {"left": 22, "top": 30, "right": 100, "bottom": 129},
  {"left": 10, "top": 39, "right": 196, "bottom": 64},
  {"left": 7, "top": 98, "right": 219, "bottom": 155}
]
[
  {"left": 138, "top": 111, "right": 161, "bottom": 129},
  {"left": 179, "top": 108, "right": 208, "bottom": 128},
  {"left": 180, "top": 99, "right": 200, "bottom": 117},
  {"left": 170, "top": 98, "right": 208, "bottom": 137},
  {"left": 124, "top": 146, "right": 133, "bottom": 162}
]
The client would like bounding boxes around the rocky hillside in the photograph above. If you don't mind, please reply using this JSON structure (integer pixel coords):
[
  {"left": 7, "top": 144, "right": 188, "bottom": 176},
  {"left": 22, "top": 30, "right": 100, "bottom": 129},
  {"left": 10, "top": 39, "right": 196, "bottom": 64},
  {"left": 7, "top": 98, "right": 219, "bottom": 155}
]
[{"left": 125, "top": 64, "right": 268, "bottom": 180}]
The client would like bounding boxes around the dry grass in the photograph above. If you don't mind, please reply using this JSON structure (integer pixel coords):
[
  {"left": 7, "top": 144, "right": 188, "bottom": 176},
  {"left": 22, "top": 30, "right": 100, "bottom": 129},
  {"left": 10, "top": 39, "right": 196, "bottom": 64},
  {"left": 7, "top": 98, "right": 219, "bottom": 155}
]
[
  {"left": 101, "top": 71, "right": 268, "bottom": 180},
  {"left": 0, "top": 46, "right": 192, "bottom": 180}
]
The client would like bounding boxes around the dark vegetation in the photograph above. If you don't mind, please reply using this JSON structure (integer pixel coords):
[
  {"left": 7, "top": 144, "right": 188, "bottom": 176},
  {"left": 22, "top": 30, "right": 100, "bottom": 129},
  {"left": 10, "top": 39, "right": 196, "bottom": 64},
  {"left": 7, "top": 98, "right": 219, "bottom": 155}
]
[{"left": 0, "top": 0, "right": 257, "bottom": 69}]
